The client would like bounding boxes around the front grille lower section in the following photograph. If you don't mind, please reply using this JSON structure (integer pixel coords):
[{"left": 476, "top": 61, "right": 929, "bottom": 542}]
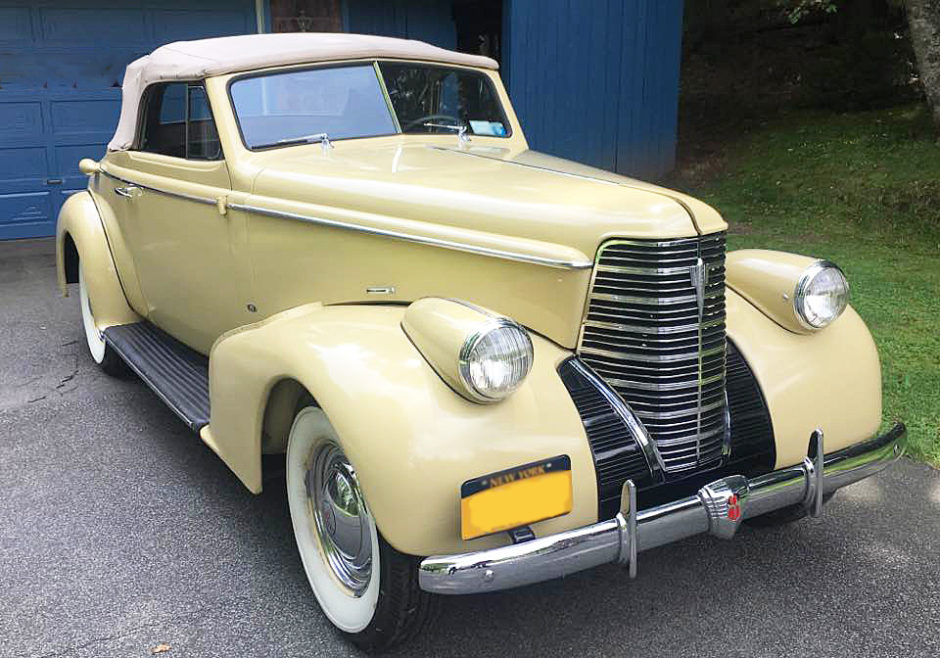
[
  {"left": 726, "top": 339, "right": 775, "bottom": 472},
  {"left": 579, "top": 232, "right": 728, "bottom": 475},
  {"left": 558, "top": 358, "right": 654, "bottom": 518}
]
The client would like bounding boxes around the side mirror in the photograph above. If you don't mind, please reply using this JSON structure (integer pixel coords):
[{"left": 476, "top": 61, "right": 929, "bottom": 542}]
[{"left": 79, "top": 158, "right": 100, "bottom": 176}]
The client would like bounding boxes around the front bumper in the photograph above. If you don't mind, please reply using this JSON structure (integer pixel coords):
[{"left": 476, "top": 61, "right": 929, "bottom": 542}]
[{"left": 419, "top": 423, "right": 906, "bottom": 594}]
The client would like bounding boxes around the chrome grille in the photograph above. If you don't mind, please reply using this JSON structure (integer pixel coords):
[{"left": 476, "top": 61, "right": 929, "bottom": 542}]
[{"left": 578, "top": 233, "right": 727, "bottom": 474}]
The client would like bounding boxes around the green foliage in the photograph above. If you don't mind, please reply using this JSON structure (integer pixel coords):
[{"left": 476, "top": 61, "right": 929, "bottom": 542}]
[
  {"left": 672, "top": 104, "right": 940, "bottom": 466},
  {"left": 783, "top": 0, "right": 840, "bottom": 24}
]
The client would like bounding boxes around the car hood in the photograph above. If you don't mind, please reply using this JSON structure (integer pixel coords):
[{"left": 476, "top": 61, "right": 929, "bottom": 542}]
[{"left": 244, "top": 140, "right": 726, "bottom": 260}]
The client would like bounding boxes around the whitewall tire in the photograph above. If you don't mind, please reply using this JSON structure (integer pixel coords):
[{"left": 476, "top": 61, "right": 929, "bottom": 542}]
[
  {"left": 286, "top": 406, "right": 437, "bottom": 651},
  {"left": 78, "top": 266, "right": 125, "bottom": 375}
]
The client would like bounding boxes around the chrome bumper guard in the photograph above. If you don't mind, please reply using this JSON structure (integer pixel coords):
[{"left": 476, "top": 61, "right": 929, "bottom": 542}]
[{"left": 419, "top": 423, "right": 906, "bottom": 595}]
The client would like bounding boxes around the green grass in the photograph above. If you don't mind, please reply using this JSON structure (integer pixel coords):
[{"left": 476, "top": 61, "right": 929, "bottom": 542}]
[{"left": 670, "top": 104, "right": 940, "bottom": 466}]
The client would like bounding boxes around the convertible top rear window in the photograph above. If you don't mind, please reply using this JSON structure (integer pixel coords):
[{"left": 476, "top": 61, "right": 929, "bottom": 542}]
[{"left": 229, "top": 61, "right": 510, "bottom": 149}]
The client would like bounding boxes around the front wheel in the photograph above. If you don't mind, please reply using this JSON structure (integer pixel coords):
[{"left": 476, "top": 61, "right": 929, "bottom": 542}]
[{"left": 286, "top": 406, "right": 437, "bottom": 652}]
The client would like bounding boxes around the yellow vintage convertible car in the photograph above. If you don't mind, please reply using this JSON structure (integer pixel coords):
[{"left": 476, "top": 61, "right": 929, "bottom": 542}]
[{"left": 57, "top": 33, "right": 905, "bottom": 651}]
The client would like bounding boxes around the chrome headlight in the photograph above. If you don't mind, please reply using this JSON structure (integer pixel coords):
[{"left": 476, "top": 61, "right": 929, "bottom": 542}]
[
  {"left": 459, "top": 319, "right": 534, "bottom": 403},
  {"left": 794, "top": 261, "right": 849, "bottom": 329},
  {"left": 402, "top": 298, "right": 535, "bottom": 404}
]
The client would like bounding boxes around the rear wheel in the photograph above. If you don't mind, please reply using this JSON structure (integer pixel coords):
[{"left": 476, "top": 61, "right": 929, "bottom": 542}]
[
  {"left": 286, "top": 406, "right": 437, "bottom": 652},
  {"left": 78, "top": 266, "right": 125, "bottom": 376}
]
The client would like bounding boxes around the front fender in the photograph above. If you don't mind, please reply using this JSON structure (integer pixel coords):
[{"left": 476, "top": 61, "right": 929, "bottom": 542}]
[
  {"left": 55, "top": 191, "right": 140, "bottom": 329},
  {"left": 726, "top": 288, "right": 882, "bottom": 469},
  {"left": 202, "top": 303, "right": 597, "bottom": 556}
]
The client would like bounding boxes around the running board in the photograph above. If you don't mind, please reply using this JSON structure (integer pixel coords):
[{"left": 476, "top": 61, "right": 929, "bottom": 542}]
[{"left": 103, "top": 322, "right": 210, "bottom": 432}]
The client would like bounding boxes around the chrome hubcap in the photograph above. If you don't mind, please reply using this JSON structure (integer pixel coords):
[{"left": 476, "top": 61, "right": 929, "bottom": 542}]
[{"left": 307, "top": 442, "right": 372, "bottom": 597}]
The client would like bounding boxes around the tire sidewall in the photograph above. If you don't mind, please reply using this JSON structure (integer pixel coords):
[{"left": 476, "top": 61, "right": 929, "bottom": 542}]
[
  {"left": 286, "top": 406, "right": 381, "bottom": 633},
  {"left": 78, "top": 267, "right": 106, "bottom": 364}
]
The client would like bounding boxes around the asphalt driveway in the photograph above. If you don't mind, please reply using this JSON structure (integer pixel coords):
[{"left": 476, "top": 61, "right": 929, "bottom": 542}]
[{"left": 2, "top": 238, "right": 938, "bottom": 658}]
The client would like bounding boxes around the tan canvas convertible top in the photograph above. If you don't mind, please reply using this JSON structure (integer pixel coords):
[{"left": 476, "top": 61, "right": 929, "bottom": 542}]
[{"left": 108, "top": 32, "right": 499, "bottom": 151}]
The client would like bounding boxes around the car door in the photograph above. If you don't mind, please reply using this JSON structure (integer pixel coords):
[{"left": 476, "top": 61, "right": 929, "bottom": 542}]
[{"left": 103, "top": 81, "right": 250, "bottom": 354}]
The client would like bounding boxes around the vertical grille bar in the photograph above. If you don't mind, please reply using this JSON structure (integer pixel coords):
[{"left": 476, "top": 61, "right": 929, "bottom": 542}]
[{"left": 578, "top": 233, "right": 728, "bottom": 475}]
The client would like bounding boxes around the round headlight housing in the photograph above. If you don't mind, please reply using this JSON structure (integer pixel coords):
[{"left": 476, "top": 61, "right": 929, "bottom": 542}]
[
  {"left": 794, "top": 260, "right": 849, "bottom": 329},
  {"left": 458, "top": 319, "right": 534, "bottom": 402}
]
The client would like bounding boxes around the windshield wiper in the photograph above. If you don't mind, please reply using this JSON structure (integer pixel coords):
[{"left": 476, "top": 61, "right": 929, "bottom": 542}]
[
  {"left": 422, "top": 122, "right": 470, "bottom": 144},
  {"left": 267, "top": 132, "right": 334, "bottom": 151}
]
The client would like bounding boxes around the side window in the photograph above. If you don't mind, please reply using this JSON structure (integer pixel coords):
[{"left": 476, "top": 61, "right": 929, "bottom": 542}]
[
  {"left": 188, "top": 86, "right": 221, "bottom": 160},
  {"left": 138, "top": 82, "right": 222, "bottom": 160}
]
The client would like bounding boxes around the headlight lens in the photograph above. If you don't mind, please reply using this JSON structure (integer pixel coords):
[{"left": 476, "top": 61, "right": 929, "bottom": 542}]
[
  {"left": 458, "top": 320, "right": 534, "bottom": 402},
  {"left": 794, "top": 261, "right": 849, "bottom": 329}
]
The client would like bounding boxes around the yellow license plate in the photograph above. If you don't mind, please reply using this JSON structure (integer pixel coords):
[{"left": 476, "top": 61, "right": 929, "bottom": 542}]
[{"left": 460, "top": 456, "right": 572, "bottom": 540}]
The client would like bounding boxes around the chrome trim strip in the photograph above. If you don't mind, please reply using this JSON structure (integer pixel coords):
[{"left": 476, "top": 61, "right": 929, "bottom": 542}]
[
  {"left": 587, "top": 292, "right": 701, "bottom": 306},
  {"left": 654, "top": 425, "right": 725, "bottom": 447},
  {"left": 226, "top": 201, "right": 594, "bottom": 270},
  {"left": 595, "top": 263, "right": 700, "bottom": 276},
  {"left": 101, "top": 169, "right": 218, "bottom": 206},
  {"left": 592, "top": 372, "right": 725, "bottom": 392},
  {"left": 583, "top": 318, "right": 724, "bottom": 335},
  {"left": 599, "top": 237, "right": 702, "bottom": 248},
  {"left": 418, "top": 423, "right": 907, "bottom": 595},
  {"left": 100, "top": 169, "right": 593, "bottom": 271},
  {"left": 579, "top": 344, "right": 725, "bottom": 364},
  {"left": 633, "top": 398, "right": 725, "bottom": 421}
]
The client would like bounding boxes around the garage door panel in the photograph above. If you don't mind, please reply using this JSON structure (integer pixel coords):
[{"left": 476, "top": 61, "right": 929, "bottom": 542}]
[
  {"left": 0, "top": 192, "right": 54, "bottom": 237},
  {"left": 40, "top": 8, "right": 149, "bottom": 44},
  {"left": 153, "top": 9, "right": 253, "bottom": 42},
  {"left": 0, "top": 148, "right": 48, "bottom": 182},
  {"left": 50, "top": 99, "right": 121, "bottom": 135},
  {"left": 56, "top": 143, "right": 107, "bottom": 188},
  {"left": 0, "top": 102, "right": 43, "bottom": 143},
  {"left": 0, "top": 7, "right": 31, "bottom": 41},
  {"left": 2, "top": 50, "right": 144, "bottom": 91}
]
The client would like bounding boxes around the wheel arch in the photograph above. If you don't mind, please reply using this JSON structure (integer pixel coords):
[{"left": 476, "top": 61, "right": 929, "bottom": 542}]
[
  {"left": 62, "top": 231, "right": 79, "bottom": 285},
  {"left": 55, "top": 190, "right": 141, "bottom": 329},
  {"left": 261, "top": 377, "right": 312, "bottom": 454},
  {"left": 201, "top": 302, "right": 598, "bottom": 556}
]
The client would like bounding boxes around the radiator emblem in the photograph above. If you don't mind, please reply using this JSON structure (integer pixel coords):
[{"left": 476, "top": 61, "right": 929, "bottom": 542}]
[{"left": 689, "top": 258, "right": 706, "bottom": 316}]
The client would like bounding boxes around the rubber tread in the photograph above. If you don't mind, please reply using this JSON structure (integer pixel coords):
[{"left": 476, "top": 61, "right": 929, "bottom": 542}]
[
  {"left": 103, "top": 322, "right": 210, "bottom": 432},
  {"left": 347, "top": 538, "right": 440, "bottom": 652}
]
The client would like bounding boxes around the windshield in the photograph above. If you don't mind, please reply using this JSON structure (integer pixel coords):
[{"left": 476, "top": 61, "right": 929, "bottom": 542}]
[{"left": 230, "top": 62, "right": 509, "bottom": 149}]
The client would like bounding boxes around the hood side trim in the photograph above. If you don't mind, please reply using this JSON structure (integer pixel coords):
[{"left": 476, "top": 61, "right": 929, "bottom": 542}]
[{"left": 226, "top": 201, "right": 594, "bottom": 270}]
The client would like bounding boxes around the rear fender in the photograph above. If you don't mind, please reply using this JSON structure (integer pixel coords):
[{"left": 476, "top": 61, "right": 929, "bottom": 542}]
[
  {"left": 202, "top": 303, "right": 597, "bottom": 556},
  {"left": 55, "top": 191, "right": 140, "bottom": 329}
]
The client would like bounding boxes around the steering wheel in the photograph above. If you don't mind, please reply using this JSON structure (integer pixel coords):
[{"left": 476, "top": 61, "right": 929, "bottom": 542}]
[{"left": 401, "top": 113, "right": 462, "bottom": 132}]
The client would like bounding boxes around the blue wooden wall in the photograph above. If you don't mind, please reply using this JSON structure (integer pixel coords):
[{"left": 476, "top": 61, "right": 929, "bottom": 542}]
[
  {"left": 505, "top": 0, "right": 684, "bottom": 178},
  {"left": 346, "top": 0, "right": 456, "bottom": 50}
]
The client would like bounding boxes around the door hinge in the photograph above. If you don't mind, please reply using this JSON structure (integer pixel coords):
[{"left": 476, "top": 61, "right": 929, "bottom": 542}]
[{"left": 216, "top": 195, "right": 228, "bottom": 216}]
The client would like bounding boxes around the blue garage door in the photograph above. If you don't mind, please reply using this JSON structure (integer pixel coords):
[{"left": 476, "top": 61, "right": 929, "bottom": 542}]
[{"left": 0, "top": 1, "right": 256, "bottom": 240}]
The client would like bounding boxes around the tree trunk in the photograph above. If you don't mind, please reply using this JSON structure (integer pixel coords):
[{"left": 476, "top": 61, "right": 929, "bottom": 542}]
[{"left": 907, "top": 0, "right": 940, "bottom": 126}]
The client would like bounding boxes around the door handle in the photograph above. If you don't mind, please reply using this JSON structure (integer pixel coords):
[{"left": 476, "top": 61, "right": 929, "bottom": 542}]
[{"left": 114, "top": 185, "right": 141, "bottom": 199}]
